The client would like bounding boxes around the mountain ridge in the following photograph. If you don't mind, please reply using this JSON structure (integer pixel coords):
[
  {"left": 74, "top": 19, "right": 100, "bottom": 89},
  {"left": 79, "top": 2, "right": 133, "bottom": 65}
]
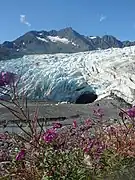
[{"left": 0, "top": 27, "right": 135, "bottom": 60}]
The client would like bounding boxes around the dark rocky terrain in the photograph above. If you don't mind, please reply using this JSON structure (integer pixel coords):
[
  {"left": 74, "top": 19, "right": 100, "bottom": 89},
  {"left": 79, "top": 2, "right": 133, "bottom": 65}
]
[{"left": 0, "top": 27, "right": 135, "bottom": 60}]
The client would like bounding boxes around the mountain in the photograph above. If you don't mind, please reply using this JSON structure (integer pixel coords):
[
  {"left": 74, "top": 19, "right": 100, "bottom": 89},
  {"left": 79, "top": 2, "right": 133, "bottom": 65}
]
[
  {"left": 1, "top": 27, "right": 135, "bottom": 60},
  {"left": 0, "top": 45, "right": 135, "bottom": 104}
]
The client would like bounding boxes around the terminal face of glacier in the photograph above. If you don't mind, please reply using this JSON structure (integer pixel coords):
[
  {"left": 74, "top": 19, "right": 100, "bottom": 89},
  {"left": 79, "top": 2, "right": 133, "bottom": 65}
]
[
  {"left": 0, "top": 46, "right": 135, "bottom": 104},
  {"left": 0, "top": 53, "right": 97, "bottom": 102}
]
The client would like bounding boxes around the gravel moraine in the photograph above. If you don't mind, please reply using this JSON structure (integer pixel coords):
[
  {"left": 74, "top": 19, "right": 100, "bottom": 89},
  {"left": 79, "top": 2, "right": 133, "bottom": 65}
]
[{"left": 0, "top": 97, "right": 131, "bottom": 133}]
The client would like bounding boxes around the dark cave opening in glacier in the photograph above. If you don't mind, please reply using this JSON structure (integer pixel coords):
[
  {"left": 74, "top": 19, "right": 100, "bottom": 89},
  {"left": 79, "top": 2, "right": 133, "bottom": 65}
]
[{"left": 75, "top": 92, "right": 97, "bottom": 104}]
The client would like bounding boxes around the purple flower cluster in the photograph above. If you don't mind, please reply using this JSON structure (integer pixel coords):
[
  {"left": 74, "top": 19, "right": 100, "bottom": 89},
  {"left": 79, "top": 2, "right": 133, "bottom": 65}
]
[
  {"left": 0, "top": 71, "right": 17, "bottom": 87},
  {"left": 43, "top": 128, "right": 57, "bottom": 143},
  {"left": 16, "top": 149, "right": 25, "bottom": 161},
  {"left": 52, "top": 122, "right": 62, "bottom": 129},
  {"left": 72, "top": 120, "right": 77, "bottom": 128},
  {"left": 126, "top": 106, "right": 135, "bottom": 118}
]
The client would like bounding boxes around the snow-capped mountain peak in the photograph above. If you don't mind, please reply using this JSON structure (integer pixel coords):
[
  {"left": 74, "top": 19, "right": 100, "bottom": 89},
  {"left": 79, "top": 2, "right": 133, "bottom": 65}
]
[{"left": 1, "top": 27, "right": 135, "bottom": 61}]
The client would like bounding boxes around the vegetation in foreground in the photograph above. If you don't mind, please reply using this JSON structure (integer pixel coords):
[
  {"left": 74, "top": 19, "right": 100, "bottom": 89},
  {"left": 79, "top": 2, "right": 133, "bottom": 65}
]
[{"left": 0, "top": 71, "right": 135, "bottom": 179}]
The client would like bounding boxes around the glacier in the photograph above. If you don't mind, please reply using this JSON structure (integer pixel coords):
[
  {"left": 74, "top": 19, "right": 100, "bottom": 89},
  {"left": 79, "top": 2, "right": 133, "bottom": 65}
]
[{"left": 0, "top": 46, "right": 135, "bottom": 104}]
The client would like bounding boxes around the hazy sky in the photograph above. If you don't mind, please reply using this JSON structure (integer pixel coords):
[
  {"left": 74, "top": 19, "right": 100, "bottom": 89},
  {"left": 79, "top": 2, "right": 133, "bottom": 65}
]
[{"left": 0, "top": 0, "right": 135, "bottom": 42}]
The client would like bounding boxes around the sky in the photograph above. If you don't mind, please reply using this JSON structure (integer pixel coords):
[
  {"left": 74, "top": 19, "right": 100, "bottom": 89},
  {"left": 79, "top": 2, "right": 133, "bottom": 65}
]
[{"left": 0, "top": 0, "right": 135, "bottom": 42}]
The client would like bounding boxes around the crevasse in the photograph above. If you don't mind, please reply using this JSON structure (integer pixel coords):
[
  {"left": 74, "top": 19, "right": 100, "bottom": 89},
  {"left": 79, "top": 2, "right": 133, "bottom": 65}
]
[{"left": 0, "top": 46, "right": 135, "bottom": 104}]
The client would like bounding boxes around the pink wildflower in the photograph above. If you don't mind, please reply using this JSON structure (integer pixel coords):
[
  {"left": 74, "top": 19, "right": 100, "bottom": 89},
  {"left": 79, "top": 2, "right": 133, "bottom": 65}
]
[
  {"left": 72, "top": 120, "right": 77, "bottom": 128},
  {"left": 83, "top": 147, "right": 90, "bottom": 153},
  {"left": 16, "top": 149, "right": 25, "bottom": 161},
  {"left": 43, "top": 128, "right": 57, "bottom": 143},
  {"left": 85, "top": 119, "right": 92, "bottom": 127},
  {"left": 53, "top": 122, "right": 62, "bottom": 129},
  {"left": 126, "top": 106, "right": 135, "bottom": 118},
  {"left": 83, "top": 141, "right": 94, "bottom": 153},
  {"left": 0, "top": 71, "right": 17, "bottom": 87},
  {"left": 0, "top": 133, "right": 9, "bottom": 140}
]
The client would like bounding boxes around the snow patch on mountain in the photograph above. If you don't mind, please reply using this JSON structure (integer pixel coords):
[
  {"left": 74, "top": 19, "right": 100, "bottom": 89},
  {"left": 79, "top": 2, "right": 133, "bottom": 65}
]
[
  {"left": 47, "top": 36, "right": 70, "bottom": 44},
  {"left": 39, "top": 33, "right": 43, "bottom": 36},
  {"left": 89, "top": 36, "right": 97, "bottom": 39},
  {"left": 0, "top": 46, "right": 135, "bottom": 103},
  {"left": 36, "top": 37, "right": 48, "bottom": 42},
  {"left": 47, "top": 36, "right": 77, "bottom": 46}
]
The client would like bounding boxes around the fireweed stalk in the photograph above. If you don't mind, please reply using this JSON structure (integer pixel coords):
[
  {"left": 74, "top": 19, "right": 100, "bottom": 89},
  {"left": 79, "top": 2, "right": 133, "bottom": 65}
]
[{"left": 1, "top": 71, "right": 135, "bottom": 179}]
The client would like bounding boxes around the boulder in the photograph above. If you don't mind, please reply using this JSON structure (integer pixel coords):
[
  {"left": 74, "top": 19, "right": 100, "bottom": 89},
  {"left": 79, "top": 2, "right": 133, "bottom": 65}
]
[{"left": 75, "top": 92, "right": 97, "bottom": 104}]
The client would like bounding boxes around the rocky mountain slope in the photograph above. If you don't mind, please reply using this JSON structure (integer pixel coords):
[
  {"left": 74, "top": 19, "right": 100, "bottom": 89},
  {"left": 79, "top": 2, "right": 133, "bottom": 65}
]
[{"left": 1, "top": 27, "right": 135, "bottom": 60}]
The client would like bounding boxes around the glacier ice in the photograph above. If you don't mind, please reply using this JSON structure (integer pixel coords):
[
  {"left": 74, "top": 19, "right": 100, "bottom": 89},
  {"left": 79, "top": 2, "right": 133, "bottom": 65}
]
[{"left": 0, "top": 46, "right": 135, "bottom": 104}]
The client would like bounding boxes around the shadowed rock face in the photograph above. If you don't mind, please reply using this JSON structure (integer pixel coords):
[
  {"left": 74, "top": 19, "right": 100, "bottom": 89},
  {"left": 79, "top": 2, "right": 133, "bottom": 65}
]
[{"left": 75, "top": 92, "right": 97, "bottom": 104}]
